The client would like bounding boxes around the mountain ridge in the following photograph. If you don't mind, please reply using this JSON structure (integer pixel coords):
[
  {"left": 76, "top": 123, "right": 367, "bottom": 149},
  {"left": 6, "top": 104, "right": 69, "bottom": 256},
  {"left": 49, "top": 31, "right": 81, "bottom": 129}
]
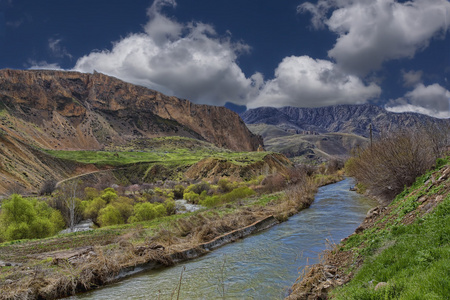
[
  {"left": 0, "top": 69, "right": 262, "bottom": 152},
  {"left": 241, "top": 104, "right": 449, "bottom": 137}
]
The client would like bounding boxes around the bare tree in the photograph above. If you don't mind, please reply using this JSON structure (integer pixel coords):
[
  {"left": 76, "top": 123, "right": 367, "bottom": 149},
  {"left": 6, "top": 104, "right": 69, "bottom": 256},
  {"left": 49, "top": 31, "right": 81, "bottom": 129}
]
[{"left": 57, "top": 180, "right": 83, "bottom": 231}]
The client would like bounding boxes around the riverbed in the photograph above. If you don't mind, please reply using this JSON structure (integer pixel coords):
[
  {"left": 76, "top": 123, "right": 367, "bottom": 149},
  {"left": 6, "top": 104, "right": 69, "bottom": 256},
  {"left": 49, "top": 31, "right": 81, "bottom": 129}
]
[{"left": 70, "top": 178, "right": 376, "bottom": 299}]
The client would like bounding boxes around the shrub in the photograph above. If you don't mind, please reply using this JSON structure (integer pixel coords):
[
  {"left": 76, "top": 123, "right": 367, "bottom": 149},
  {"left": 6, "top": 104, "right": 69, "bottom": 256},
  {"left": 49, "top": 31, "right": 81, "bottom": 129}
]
[
  {"left": 84, "top": 187, "right": 99, "bottom": 200},
  {"left": 185, "top": 182, "right": 210, "bottom": 195},
  {"left": 101, "top": 188, "right": 118, "bottom": 203},
  {"left": 98, "top": 205, "right": 124, "bottom": 227},
  {"left": 128, "top": 202, "right": 167, "bottom": 223},
  {"left": 183, "top": 191, "right": 200, "bottom": 204},
  {"left": 110, "top": 196, "right": 134, "bottom": 221},
  {"left": 39, "top": 179, "right": 57, "bottom": 195},
  {"left": 0, "top": 195, "right": 65, "bottom": 241},
  {"left": 346, "top": 128, "right": 443, "bottom": 201},
  {"left": 172, "top": 185, "right": 185, "bottom": 199},
  {"left": 84, "top": 197, "right": 107, "bottom": 221}
]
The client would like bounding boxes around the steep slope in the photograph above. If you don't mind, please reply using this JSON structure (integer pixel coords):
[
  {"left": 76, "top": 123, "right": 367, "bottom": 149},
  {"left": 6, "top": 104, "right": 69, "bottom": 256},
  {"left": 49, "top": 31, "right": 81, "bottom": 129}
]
[
  {"left": 242, "top": 104, "right": 450, "bottom": 137},
  {"left": 0, "top": 133, "right": 80, "bottom": 194},
  {"left": 0, "top": 69, "right": 262, "bottom": 151}
]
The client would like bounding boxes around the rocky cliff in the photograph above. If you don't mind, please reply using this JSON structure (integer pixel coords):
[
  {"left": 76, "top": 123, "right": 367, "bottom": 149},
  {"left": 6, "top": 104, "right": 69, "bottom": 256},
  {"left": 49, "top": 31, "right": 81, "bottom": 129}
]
[
  {"left": 241, "top": 104, "right": 450, "bottom": 137},
  {"left": 0, "top": 69, "right": 262, "bottom": 151}
]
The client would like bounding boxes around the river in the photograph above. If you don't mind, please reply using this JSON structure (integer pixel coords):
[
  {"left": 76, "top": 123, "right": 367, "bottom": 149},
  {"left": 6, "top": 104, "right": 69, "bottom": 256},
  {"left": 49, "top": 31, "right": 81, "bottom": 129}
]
[{"left": 70, "top": 178, "right": 376, "bottom": 299}]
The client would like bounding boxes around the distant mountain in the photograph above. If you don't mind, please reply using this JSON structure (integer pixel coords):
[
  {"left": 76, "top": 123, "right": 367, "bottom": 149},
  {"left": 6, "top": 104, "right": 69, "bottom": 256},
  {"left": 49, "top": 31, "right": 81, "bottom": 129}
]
[
  {"left": 242, "top": 104, "right": 449, "bottom": 162},
  {"left": 241, "top": 104, "right": 449, "bottom": 137},
  {"left": 0, "top": 69, "right": 262, "bottom": 152}
]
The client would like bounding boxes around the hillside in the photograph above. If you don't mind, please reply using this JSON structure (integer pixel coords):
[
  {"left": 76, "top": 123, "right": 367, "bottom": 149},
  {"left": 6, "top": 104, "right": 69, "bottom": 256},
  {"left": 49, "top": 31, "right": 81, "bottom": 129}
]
[
  {"left": 0, "top": 69, "right": 262, "bottom": 152},
  {"left": 0, "top": 69, "right": 265, "bottom": 194},
  {"left": 287, "top": 158, "right": 450, "bottom": 299},
  {"left": 241, "top": 105, "right": 449, "bottom": 161},
  {"left": 247, "top": 123, "right": 368, "bottom": 161},
  {"left": 241, "top": 104, "right": 450, "bottom": 137}
]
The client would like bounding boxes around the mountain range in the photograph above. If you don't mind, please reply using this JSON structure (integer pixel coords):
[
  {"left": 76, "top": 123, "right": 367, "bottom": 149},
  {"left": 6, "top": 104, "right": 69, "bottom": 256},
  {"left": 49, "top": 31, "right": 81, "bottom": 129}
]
[{"left": 241, "top": 105, "right": 450, "bottom": 161}]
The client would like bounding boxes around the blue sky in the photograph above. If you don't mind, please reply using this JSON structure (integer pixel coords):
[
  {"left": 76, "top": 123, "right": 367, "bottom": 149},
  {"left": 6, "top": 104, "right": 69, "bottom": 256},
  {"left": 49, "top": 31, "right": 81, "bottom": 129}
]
[{"left": 0, "top": 0, "right": 449, "bottom": 118}]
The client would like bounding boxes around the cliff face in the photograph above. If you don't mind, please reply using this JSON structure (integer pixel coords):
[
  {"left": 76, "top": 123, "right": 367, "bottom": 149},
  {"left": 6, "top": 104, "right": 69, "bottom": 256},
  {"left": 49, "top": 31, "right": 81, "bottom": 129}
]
[
  {"left": 0, "top": 69, "right": 262, "bottom": 151},
  {"left": 241, "top": 104, "right": 450, "bottom": 137}
]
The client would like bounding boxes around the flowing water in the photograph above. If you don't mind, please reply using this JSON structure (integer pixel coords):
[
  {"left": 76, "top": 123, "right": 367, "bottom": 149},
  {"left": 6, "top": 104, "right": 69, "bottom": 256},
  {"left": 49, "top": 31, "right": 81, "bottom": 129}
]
[{"left": 71, "top": 178, "right": 376, "bottom": 300}]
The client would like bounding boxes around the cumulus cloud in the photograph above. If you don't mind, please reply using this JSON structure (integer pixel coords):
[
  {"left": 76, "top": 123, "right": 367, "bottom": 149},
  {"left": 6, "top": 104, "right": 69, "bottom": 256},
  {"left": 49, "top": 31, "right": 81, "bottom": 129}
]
[
  {"left": 386, "top": 83, "right": 450, "bottom": 118},
  {"left": 300, "top": 0, "right": 450, "bottom": 75},
  {"left": 73, "top": 0, "right": 261, "bottom": 106},
  {"left": 247, "top": 56, "right": 381, "bottom": 108}
]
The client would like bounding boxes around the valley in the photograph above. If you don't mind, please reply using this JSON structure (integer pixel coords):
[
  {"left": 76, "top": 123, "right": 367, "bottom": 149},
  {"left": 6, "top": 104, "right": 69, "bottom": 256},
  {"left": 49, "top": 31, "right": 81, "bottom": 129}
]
[{"left": 0, "top": 69, "right": 449, "bottom": 300}]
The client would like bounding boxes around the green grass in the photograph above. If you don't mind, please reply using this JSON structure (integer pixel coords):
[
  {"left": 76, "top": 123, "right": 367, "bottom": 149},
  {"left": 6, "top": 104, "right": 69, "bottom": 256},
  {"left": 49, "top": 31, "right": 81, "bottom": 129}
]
[
  {"left": 44, "top": 144, "right": 270, "bottom": 167},
  {"left": 331, "top": 159, "right": 450, "bottom": 299},
  {"left": 332, "top": 195, "right": 450, "bottom": 299}
]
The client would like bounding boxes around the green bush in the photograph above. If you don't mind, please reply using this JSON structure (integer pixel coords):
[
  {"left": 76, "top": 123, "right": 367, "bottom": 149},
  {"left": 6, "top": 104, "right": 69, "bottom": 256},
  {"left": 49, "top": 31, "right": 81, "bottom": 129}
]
[
  {"left": 98, "top": 205, "right": 124, "bottom": 227},
  {"left": 183, "top": 191, "right": 200, "bottom": 203},
  {"left": 128, "top": 202, "right": 167, "bottom": 223},
  {"left": 84, "top": 197, "right": 107, "bottom": 221},
  {"left": 110, "top": 196, "right": 134, "bottom": 222},
  {"left": 199, "top": 186, "right": 255, "bottom": 207},
  {"left": 101, "top": 188, "right": 118, "bottom": 203},
  {"left": 0, "top": 194, "right": 66, "bottom": 241}
]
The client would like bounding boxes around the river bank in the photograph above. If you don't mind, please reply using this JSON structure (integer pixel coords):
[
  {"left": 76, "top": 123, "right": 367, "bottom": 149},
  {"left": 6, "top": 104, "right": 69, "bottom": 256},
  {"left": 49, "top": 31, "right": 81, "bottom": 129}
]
[
  {"left": 0, "top": 173, "right": 342, "bottom": 299},
  {"left": 68, "top": 177, "right": 374, "bottom": 299},
  {"left": 286, "top": 162, "right": 450, "bottom": 299}
]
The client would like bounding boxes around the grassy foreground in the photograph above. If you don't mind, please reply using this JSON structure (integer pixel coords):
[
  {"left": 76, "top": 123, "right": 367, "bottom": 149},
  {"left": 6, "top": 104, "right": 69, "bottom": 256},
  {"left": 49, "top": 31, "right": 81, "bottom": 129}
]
[{"left": 287, "top": 158, "right": 450, "bottom": 299}]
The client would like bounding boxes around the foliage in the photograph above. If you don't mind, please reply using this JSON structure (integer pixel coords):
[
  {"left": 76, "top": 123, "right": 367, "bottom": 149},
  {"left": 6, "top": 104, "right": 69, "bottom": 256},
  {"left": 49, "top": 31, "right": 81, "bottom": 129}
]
[
  {"left": 128, "top": 202, "right": 167, "bottom": 223},
  {"left": 0, "top": 195, "right": 65, "bottom": 242},
  {"left": 98, "top": 205, "right": 124, "bottom": 227},
  {"left": 199, "top": 186, "right": 256, "bottom": 207},
  {"left": 83, "top": 197, "right": 107, "bottom": 221}
]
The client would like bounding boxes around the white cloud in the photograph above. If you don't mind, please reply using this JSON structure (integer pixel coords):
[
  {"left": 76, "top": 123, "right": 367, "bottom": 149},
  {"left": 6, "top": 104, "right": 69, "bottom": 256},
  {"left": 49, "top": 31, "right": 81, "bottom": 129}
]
[
  {"left": 300, "top": 0, "right": 450, "bottom": 75},
  {"left": 28, "top": 60, "right": 62, "bottom": 70},
  {"left": 48, "top": 38, "right": 72, "bottom": 59},
  {"left": 247, "top": 55, "right": 381, "bottom": 108},
  {"left": 73, "top": 0, "right": 261, "bottom": 106},
  {"left": 386, "top": 83, "right": 450, "bottom": 118},
  {"left": 402, "top": 69, "right": 423, "bottom": 87}
]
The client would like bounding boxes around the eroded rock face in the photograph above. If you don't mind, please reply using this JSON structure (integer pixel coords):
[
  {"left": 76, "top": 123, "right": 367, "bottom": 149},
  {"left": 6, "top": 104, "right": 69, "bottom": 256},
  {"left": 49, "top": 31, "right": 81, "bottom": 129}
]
[{"left": 0, "top": 69, "right": 262, "bottom": 151}]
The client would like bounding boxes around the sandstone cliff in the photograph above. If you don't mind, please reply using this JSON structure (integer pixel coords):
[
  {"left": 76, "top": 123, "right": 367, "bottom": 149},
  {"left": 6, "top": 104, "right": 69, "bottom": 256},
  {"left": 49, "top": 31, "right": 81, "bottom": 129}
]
[{"left": 0, "top": 69, "right": 262, "bottom": 151}]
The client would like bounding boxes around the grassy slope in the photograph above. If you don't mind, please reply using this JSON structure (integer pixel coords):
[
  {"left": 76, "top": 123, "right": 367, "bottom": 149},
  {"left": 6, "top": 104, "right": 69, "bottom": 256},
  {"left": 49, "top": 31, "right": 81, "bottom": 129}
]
[
  {"left": 44, "top": 136, "right": 269, "bottom": 167},
  {"left": 331, "top": 159, "right": 450, "bottom": 299}
]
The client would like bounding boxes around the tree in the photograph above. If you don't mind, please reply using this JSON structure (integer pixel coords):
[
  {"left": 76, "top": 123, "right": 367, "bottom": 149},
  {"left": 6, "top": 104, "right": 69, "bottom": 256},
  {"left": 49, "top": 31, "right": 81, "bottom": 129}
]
[{"left": 57, "top": 180, "right": 83, "bottom": 231}]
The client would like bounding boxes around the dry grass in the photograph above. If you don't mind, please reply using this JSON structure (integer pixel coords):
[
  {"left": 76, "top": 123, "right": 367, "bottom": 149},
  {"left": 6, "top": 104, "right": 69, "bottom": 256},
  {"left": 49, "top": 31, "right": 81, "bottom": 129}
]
[{"left": 0, "top": 168, "right": 343, "bottom": 299}]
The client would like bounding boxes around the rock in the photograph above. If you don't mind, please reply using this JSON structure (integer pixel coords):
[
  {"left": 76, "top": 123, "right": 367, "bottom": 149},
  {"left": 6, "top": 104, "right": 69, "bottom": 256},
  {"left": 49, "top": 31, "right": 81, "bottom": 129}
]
[
  {"left": 375, "top": 282, "right": 388, "bottom": 290},
  {"left": 366, "top": 206, "right": 379, "bottom": 218},
  {"left": 4, "top": 279, "right": 13, "bottom": 285}
]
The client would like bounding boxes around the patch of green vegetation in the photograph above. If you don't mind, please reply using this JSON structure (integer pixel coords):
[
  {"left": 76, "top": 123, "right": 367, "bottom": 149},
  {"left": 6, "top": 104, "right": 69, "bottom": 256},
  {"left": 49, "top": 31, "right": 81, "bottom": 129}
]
[
  {"left": 332, "top": 194, "right": 450, "bottom": 299},
  {"left": 44, "top": 137, "right": 269, "bottom": 168},
  {"left": 332, "top": 158, "right": 450, "bottom": 299}
]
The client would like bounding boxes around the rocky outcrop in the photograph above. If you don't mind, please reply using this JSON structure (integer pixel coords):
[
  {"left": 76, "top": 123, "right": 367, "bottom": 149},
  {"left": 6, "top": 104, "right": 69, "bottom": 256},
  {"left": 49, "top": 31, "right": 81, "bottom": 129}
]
[
  {"left": 241, "top": 104, "right": 450, "bottom": 137},
  {"left": 0, "top": 69, "right": 262, "bottom": 151}
]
